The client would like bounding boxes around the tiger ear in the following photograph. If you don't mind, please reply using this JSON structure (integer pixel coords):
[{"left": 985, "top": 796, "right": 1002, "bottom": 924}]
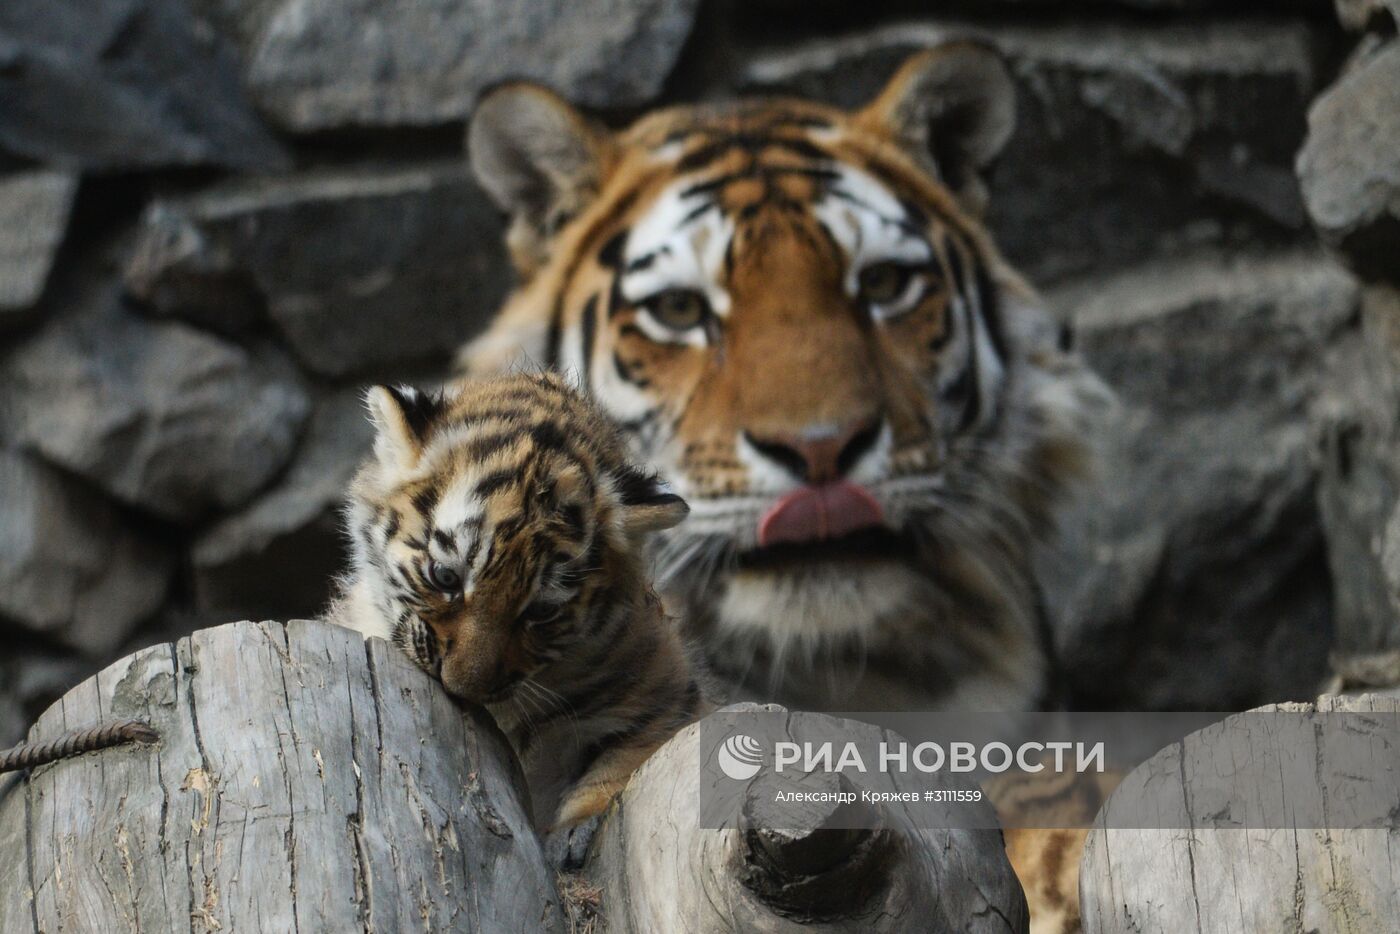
[
  {"left": 468, "top": 83, "right": 613, "bottom": 275},
  {"left": 857, "top": 41, "right": 1016, "bottom": 217},
  {"left": 612, "top": 466, "right": 689, "bottom": 538},
  {"left": 365, "top": 385, "right": 444, "bottom": 471}
]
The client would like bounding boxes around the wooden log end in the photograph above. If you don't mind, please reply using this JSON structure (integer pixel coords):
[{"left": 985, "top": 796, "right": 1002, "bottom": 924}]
[{"left": 737, "top": 770, "right": 898, "bottom": 921}]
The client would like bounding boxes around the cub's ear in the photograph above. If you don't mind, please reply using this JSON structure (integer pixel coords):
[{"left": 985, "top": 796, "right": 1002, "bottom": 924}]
[
  {"left": 612, "top": 466, "right": 689, "bottom": 538},
  {"left": 364, "top": 385, "right": 444, "bottom": 472},
  {"left": 468, "top": 83, "right": 613, "bottom": 276},
  {"left": 857, "top": 41, "right": 1016, "bottom": 217}
]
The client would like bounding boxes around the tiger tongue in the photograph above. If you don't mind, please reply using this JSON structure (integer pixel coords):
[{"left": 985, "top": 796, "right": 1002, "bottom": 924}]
[{"left": 757, "top": 481, "right": 885, "bottom": 548}]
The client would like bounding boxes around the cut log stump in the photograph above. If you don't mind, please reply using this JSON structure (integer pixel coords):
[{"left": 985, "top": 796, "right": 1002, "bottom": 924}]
[
  {"left": 0, "top": 623, "right": 1030, "bottom": 933},
  {"left": 1079, "top": 694, "right": 1400, "bottom": 933},
  {"left": 0, "top": 619, "right": 565, "bottom": 933},
  {"left": 585, "top": 704, "right": 1029, "bottom": 933}
]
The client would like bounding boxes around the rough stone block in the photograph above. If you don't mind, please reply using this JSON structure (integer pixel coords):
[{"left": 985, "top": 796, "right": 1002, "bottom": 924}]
[
  {"left": 0, "top": 170, "right": 77, "bottom": 322},
  {"left": 1042, "top": 249, "right": 1356, "bottom": 708},
  {"left": 204, "top": 0, "right": 701, "bottom": 132},
  {"left": 192, "top": 387, "right": 373, "bottom": 619},
  {"left": 126, "top": 164, "right": 512, "bottom": 375},
  {"left": 0, "top": 449, "right": 172, "bottom": 653},
  {"left": 2, "top": 252, "right": 311, "bottom": 522},
  {"left": 742, "top": 19, "right": 1319, "bottom": 281},
  {"left": 0, "top": 0, "right": 285, "bottom": 171},
  {"left": 1314, "top": 286, "right": 1400, "bottom": 662},
  {"left": 1297, "top": 40, "right": 1400, "bottom": 284}
]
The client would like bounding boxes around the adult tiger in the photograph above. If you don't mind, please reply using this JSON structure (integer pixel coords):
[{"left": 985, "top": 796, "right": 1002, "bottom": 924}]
[{"left": 458, "top": 42, "right": 1106, "bottom": 715}]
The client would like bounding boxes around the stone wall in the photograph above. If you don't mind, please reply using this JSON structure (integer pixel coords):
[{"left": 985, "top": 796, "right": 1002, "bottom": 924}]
[
  {"left": 0, "top": 0, "right": 1372, "bottom": 742},
  {"left": 1298, "top": 2, "right": 1400, "bottom": 692}
]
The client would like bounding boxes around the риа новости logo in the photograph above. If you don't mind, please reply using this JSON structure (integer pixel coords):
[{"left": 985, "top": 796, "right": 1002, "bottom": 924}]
[{"left": 717, "top": 734, "right": 764, "bottom": 780}]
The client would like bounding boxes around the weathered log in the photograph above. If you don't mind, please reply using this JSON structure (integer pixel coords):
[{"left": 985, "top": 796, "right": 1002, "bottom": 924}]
[
  {"left": 0, "top": 624, "right": 1031, "bottom": 932},
  {"left": 584, "top": 705, "right": 1029, "bottom": 932},
  {"left": 1079, "top": 694, "right": 1400, "bottom": 933},
  {"left": 0, "top": 619, "right": 565, "bottom": 932}
]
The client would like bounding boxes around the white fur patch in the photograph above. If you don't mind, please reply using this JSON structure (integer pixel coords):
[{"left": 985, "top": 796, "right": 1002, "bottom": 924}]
[
  {"left": 619, "top": 178, "right": 735, "bottom": 331},
  {"left": 811, "top": 164, "right": 932, "bottom": 294},
  {"left": 430, "top": 478, "right": 481, "bottom": 542},
  {"left": 717, "top": 563, "right": 917, "bottom": 644},
  {"left": 846, "top": 422, "right": 893, "bottom": 486},
  {"left": 590, "top": 345, "right": 663, "bottom": 428},
  {"left": 427, "top": 475, "right": 490, "bottom": 592},
  {"left": 328, "top": 579, "right": 394, "bottom": 641},
  {"left": 966, "top": 281, "right": 1007, "bottom": 431},
  {"left": 735, "top": 432, "right": 804, "bottom": 497}
]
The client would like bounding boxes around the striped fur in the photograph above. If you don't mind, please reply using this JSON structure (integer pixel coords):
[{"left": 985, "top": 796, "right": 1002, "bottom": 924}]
[
  {"left": 459, "top": 45, "right": 1113, "bottom": 929},
  {"left": 326, "top": 373, "right": 710, "bottom": 829},
  {"left": 460, "top": 44, "right": 1109, "bottom": 715}
]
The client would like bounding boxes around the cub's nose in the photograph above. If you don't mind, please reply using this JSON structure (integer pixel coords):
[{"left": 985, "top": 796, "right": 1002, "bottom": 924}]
[{"left": 742, "top": 416, "right": 884, "bottom": 483}]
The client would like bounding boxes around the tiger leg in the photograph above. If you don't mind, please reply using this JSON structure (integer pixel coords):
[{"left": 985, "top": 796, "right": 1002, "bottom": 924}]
[
  {"left": 990, "top": 769, "right": 1124, "bottom": 934},
  {"left": 1005, "top": 827, "right": 1090, "bottom": 934},
  {"left": 552, "top": 740, "right": 662, "bottom": 830}
]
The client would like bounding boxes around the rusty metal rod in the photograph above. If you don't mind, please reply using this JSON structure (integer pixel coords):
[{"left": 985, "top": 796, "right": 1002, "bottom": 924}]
[{"left": 0, "top": 719, "right": 159, "bottom": 774}]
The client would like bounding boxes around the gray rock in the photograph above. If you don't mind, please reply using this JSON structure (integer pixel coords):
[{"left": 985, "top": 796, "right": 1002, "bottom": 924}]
[
  {"left": 0, "top": 693, "right": 18, "bottom": 748},
  {"left": 125, "top": 164, "right": 511, "bottom": 375},
  {"left": 192, "top": 387, "right": 373, "bottom": 619},
  {"left": 1041, "top": 249, "right": 1357, "bottom": 709},
  {"left": 0, "top": 0, "right": 286, "bottom": 172},
  {"left": 744, "top": 0, "right": 1329, "bottom": 9},
  {"left": 1334, "top": 0, "right": 1399, "bottom": 30},
  {"left": 0, "top": 449, "right": 172, "bottom": 654},
  {"left": 0, "top": 646, "right": 97, "bottom": 746},
  {"left": 211, "top": 0, "right": 700, "bottom": 132},
  {"left": 741, "top": 19, "right": 1319, "bottom": 282},
  {"left": 1315, "top": 286, "right": 1400, "bottom": 664},
  {"left": 0, "top": 170, "right": 76, "bottom": 322},
  {"left": 1297, "top": 41, "right": 1400, "bottom": 284},
  {"left": 124, "top": 201, "right": 269, "bottom": 338},
  {"left": 0, "top": 696, "right": 20, "bottom": 748},
  {"left": 192, "top": 0, "right": 284, "bottom": 41},
  {"left": 1, "top": 254, "right": 311, "bottom": 522}
]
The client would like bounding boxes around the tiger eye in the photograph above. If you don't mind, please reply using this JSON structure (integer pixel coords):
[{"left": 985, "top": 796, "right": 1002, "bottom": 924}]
[
  {"left": 858, "top": 262, "right": 913, "bottom": 305},
  {"left": 646, "top": 289, "right": 710, "bottom": 331},
  {"left": 520, "top": 601, "right": 563, "bottom": 625},
  {"left": 426, "top": 559, "right": 462, "bottom": 593}
]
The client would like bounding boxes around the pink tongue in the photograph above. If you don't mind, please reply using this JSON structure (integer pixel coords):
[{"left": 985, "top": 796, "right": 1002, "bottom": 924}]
[{"left": 757, "top": 481, "right": 885, "bottom": 548}]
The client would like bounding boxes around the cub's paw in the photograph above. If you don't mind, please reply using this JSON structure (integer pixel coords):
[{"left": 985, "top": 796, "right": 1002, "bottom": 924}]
[
  {"left": 553, "top": 779, "right": 624, "bottom": 829},
  {"left": 543, "top": 813, "right": 605, "bottom": 871}
]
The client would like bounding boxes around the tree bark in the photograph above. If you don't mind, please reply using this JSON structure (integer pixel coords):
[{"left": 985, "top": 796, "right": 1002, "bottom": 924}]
[
  {"left": 1079, "top": 694, "right": 1400, "bottom": 933},
  {"left": 0, "top": 619, "right": 565, "bottom": 933}
]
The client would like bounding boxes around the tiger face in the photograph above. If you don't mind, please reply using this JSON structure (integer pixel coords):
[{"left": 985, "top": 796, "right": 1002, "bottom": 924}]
[
  {"left": 462, "top": 44, "right": 1104, "bottom": 708},
  {"left": 344, "top": 375, "right": 687, "bottom": 706}
]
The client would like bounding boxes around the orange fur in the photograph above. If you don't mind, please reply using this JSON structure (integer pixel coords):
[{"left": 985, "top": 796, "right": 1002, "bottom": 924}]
[{"left": 459, "top": 45, "right": 1110, "bottom": 918}]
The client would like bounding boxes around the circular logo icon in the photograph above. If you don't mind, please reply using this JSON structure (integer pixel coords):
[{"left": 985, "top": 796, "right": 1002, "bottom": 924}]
[{"left": 717, "top": 734, "right": 764, "bottom": 780}]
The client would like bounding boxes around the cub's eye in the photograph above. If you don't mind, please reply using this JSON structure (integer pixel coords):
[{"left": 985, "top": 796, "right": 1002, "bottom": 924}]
[
  {"left": 857, "top": 261, "right": 922, "bottom": 308},
  {"left": 425, "top": 560, "right": 462, "bottom": 593},
  {"left": 520, "top": 602, "right": 563, "bottom": 625},
  {"left": 642, "top": 289, "right": 710, "bottom": 332}
]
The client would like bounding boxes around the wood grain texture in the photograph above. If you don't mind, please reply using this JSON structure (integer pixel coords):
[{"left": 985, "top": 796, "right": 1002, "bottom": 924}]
[
  {"left": 1080, "top": 694, "right": 1400, "bottom": 934},
  {"left": 0, "top": 619, "right": 565, "bottom": 933},
  {"left": 585, "top": 704, "right": 1029, "bottom": 933}
]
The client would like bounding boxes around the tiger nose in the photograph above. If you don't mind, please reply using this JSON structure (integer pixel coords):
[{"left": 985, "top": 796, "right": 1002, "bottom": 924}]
[{"left": 742, "top": 416, "right": 884, "bottom": 483}]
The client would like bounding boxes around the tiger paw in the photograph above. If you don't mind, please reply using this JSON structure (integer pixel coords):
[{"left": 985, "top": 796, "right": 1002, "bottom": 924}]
[
  {"left": 543, "top": 813, "right": 605, "bottom": 871},
  {"left": 552, "top": 780, "right": 624, "bottom": 831}
]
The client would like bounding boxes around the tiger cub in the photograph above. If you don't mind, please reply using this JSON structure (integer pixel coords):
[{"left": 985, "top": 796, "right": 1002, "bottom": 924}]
[{"left": 326, "top": 372, "right": 710, "bottom": 829}]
